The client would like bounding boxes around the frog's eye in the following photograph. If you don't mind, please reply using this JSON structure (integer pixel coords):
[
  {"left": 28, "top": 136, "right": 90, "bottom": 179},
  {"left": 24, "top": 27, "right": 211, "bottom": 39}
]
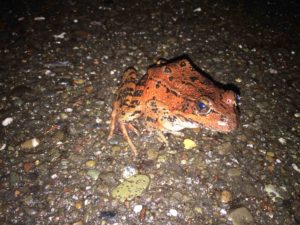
[{"left": 197, "top": 99, "right": 212, "bottom": 115}]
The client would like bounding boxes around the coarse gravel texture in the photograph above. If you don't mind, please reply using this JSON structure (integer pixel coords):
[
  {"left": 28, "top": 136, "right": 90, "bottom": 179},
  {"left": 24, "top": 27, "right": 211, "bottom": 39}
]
[{"left": 0, "top": 0, "right": 299, "bottom": 224}]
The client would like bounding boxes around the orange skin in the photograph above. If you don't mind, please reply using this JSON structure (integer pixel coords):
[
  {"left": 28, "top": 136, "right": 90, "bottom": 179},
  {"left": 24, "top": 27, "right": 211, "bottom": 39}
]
[{"left": 108, "top": 58, "right": 239, "bottom": 155}]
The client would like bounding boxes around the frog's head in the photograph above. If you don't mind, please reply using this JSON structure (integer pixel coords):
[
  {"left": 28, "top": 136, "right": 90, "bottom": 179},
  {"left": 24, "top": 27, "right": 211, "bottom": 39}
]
[{"left": 191, "top": 90, "right": 240, "bottom": 132}]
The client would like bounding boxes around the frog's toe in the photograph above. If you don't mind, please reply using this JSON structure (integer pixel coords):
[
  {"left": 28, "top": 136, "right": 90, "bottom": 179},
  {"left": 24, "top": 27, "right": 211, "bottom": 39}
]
[
  {"left": 156, "top": 131, "right": 169, "bottom": 147},
  {"left": 126, "top": 123, "right": 140, "bottom": 136}
]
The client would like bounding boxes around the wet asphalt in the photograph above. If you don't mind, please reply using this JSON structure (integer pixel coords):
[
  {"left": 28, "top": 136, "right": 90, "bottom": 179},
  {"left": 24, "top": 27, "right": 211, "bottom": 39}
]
[{"left": 0, "top": 0, "right": 299, "bottom": 224}]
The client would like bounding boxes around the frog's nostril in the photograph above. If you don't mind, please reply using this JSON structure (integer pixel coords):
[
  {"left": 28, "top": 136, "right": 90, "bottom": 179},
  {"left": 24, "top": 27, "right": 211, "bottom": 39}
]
[
  {"left": 220, "top": 115, "right": 227, "bottom": 122},
  {"left": 217, "top": 115, "right": 228, "bottom": 127}
]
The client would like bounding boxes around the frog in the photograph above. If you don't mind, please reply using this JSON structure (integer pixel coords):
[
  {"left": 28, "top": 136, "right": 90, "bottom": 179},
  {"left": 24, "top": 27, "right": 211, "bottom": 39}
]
[{"left": 108, "top": 57, "right": 239, "bottom": 155}]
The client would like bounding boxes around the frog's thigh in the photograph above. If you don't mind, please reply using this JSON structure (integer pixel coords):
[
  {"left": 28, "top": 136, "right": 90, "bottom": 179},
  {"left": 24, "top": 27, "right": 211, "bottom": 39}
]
[
  {"left": 118, "top": 103, "right": 142, "bottom": 123},
  {"left": 145, "top": 100, "right": 184, "bottom": 135}
]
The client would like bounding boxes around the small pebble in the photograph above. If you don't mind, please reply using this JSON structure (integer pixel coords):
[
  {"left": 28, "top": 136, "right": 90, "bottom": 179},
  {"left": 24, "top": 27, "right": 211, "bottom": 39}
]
[
  {"left": 52, "top": 131, "right": 65, "bottom": 143},
  {"left": 292, "top": 163, "right": 300, "bottom": 173},
  {"left": 85, "top": 160, "right": 96, "bottom": 168},
  {"left": 147, "top": 149, "right": 159, "bottom": 160},
  {"left": 122, "top": 166, "right": 138, "bottom": 178},
  {"left": 23, "top": 162, "right": 34, "bottom": 172},
  {"left": 64, "top": 108, "right": 73, "bottom": 112},
  {"left": 193, "top": 7, "right": 202, "bottom": 12},
  {"left": 86, "top": 169, "right": 100, "bottom": 180},
  {"left": 99, "top": 211, "right": 117, "bottom": 219},
  {"left": 21, "top": 138, "right": 40, "bottom": 149},
  {"left": 59, "top": 113, "right": 68, "bottom": 119},
  {"left": 157, "top": 154, "right": 167, "bottom": 163},
  {"left": 269, "top": 68, "right": 278, "bottom": 74},
  {"left": 221, "top": 190, "right": 232, "bottom": 203},
  {"left": 73, "top": 79, "right": 86, "bottom": 85},
  {"left": 183, "top": 139, "right": 197, "bottom": 150},
  {"left": 294, "top": 113, "right": 300, "bottom": 118},
  {"left": 2, "top": 117, "right": 13, "bottom": 126},
  {"left": 235, "top": 78, "right": 242, "bottom": 83},
  {"left": 168, "top": 209, "right": 178, "bottom": 217},
  {"left": 75, "top": 201, "right": 82, "bottom": 209},
  {"left": 133, "top": 204, "right": 143, "bottom": 213},
  {"left": 265, "top": 184, "right": 283, "bottom": 201},
  {"left": 278, "top": 138, "right": 286, "bottom": 144},
  {"left": 34, "top": 17, "right": 45, "bottom": 21},
  {"left": 227, "top": 168, "right": 241, "bottom": 177},
  {"left": 266, "top": 151, "right": 275, "bottom": 157},
  {"left": 228, "top": 207, "right": 254, "bottom": 225},
  {"left": 0, "top": 143, "right": 6, "bottom": 151}
]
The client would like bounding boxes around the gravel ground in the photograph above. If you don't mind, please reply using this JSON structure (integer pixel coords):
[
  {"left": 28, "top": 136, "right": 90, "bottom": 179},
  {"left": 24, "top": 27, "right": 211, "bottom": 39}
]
[{"left": 0, "top": 0, "right": 299, "bottom": 224}]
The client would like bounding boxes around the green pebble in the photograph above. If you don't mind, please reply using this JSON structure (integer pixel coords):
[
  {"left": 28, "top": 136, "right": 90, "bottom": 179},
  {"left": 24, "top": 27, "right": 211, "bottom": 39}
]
[
  {"left": 112, "top": 174, "right": 150, "bottom": 202},
  {"left": 86, "top": 169, "right": 100, "bottom": 180}
]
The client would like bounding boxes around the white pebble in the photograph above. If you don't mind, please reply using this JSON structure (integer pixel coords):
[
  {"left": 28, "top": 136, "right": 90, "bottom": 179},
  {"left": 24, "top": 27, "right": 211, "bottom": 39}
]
[
  {"left": 269, "top": 68, "right": 278, "bottom": 74},
  {"left": 278, "top": 138, "right": 286, "bottom": 144},
  {"left": 2, "top": 117, "right": 13, "bottom": 126},
  {"left": 0, "top": 143, "right": 6, "bottom": 151},
  {"left": 235, "top": 78, "right": 242, "bottom": 83},
  {"left": 54, "top": 32, "right": 66, "bottom": 39},
  {"left": 133, "top": 205, "right": 143, "bottom": 213},
  {"left": 51, "top": 174, "right": 58, "bottom": 179},
  {"left": 247, "top": 143, "right": 254, "bottom": 148},
  {"left": 168, "top": 209, "right": 178, "bottom": 217},
  {"left": 294, "top": 113, "right": 300, "bottom": 118},
  {"left": 31, "top": 138, "right": 40, "bottom": 148},
  {"left": 292, "top": 164, "right": 300, "bottom": 173},
  {"left": 64, "top": 108, "right": 73, "bottom": 112},
  {"left": 193, "top": 7, "right": 202, "bottom": 12},
  {"left": 220, "top": 208, "right": 227, "bottom": 215},
  {"left": 34, "top": 17, "right": 45, "bottom": 21},
  {"left": 122, "top": 166, "right": 137, "bottom": 178}
]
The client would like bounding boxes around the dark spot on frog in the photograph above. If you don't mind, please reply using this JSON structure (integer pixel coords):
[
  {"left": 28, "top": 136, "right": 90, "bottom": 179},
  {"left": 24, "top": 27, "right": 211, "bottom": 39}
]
[
  {"left": 130, "top": 100, "right": 140, "bottom": 105},
  {"left": 146, "top": 116, "right": 157, "bottom": 123},
  {"left": 156, "top": 81, "right": 161, "bottom": 88},
  {"left": 164, "top": 66, "right": 171, "bottom": 74},
  {"left": 166, "top": 115, "right": 177, "bottom": 123},
  {"left": 150, "top": 101, "right": 157, "bottom": 108},
  {"left": 190, "top": 76, "right": 199, "bottom": 82},
  {"left": 181, "top": 101, "right": 190, "bottom": 112},
  {"left": 169, "top": 76, "right": 174, "bottom": 81},
  {"left": 130, "top": 110, "right": 141, "bottom": 117},
  {"left": 133, "top": 90, "right": 143, "bottom": 97}
]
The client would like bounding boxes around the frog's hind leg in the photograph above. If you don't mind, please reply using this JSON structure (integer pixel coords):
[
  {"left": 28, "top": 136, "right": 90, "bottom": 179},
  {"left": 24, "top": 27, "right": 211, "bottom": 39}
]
[
  {"left": 108, "top": 68, "right": 143, "bottom": 155},
  {"left": 119, "top": 123, "right": 138, "bottom": 156},
  {"left": 108, "top": 101, "right": 119, "bottom": 140}
]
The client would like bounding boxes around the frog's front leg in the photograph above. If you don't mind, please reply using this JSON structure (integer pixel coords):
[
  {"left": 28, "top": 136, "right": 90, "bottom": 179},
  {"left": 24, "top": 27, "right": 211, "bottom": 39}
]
[{"left": 145, "top": 100, "right": 187, "bottom": 147}]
